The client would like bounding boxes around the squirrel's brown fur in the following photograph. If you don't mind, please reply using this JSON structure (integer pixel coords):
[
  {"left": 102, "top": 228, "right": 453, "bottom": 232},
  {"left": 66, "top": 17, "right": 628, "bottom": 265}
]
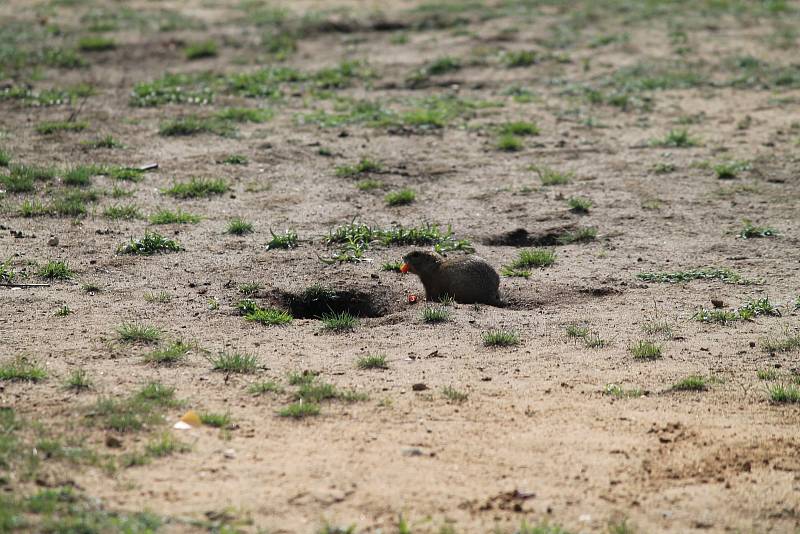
[{"left": 402, "top": 250, "right": 502, "bottom": 306}]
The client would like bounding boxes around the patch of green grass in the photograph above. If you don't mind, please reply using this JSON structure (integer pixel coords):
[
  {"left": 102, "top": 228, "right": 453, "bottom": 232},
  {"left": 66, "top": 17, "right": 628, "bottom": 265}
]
[
  {"left": 672, "top": 375, "right": 707, "bottom": 391},
  {"left": 356, "top": 179, "right": 383, "bottom": 191},
  {"left": 78, "top": 36, "right": 116, "bottom": 52},
  {"left": 117, "top": 323, "right": 161, "bottom": 344},
  {"left": 144, "top": 341, "right": 191, "bottom": 365},
  {"left": 38, "top": 260, "right": 72, "bottom": 280},
  {"left": 503, "top": 50, "right": 538, "bottom": 67},
  {"left": 557, "top": 227, "right": 597, "bottom": 245},
  {"left": 336, "top": 158, "right": 383, "bottom": 177},
  {"left": 210, "top": 352, "right": 258, "bottom": 373},
  {"left": 164, "top": 177, "right": 227, "bottom": 198},
  {"left": 149, "top": 209, "right": 200, "bottom": 225},
  {"left": 239, "top": 281, "right": 262, "bottom": 296},
  {"left": 507, "top": 248, "right": 556, "bottom": 271},
  {"left": 442, "top": 386, "right": 468, "bottom": 403},
  {"left": 482, "top": 330, "right": 520, "bottom": 347},
  {"left": 650, "top": 128, "right": 698, "bottom": 148},
  {"left": 266, "top": 228, "right": 298, "bottom": 250},
  {"left": 35, "top": 121, "right": 88, "bottom": 135},
  {"left": 738, "top": 220, "right": 778, "bottom": 239},
  {"left": 693, "top": 308, "right": 739, "bottom": 324},
  {"left": 185, "top": 40, "right": 217, "bottom": 60},
  {"left": 104, "top": 204, "right": 142, "bottom": 220},
  {"left": 144, "top": 290, "right": 171, "bottom": 303},
  {"left": 636, "top": 267, "right": 753, "bottom": 285},
  {"left": 768, "top": 383, "right": 800, "bottom": 403},
  {"left": 653, "top": 162, "right": 676, "bottom": 174},
  {"left": 757, "top": 368, "right": 779, "bottom": 380},
  {"left": 104, "top": 166, "right": 144, "bottom": 182},
  {"left": 584, "top": 333, "right": 607, "bottom": 348},
  {"left": 130, "top": 72, "right": 215, "bottom": 107},
  {"left": 278, "top": 402, "right": 320, "bottom": 418},
  {"left": 497, "top": 134, "right": 523, "bottom": 152},
  {"left": 357, "top": 354, "right": 388, "bottom": 370},
  {"left": 630, "top": 340, "right": 662, "bottom": 359},
  {"left": 10, "top": 164, "right": 57, "bottom": 183},
  {"left": 19, "top": 200, "right": 48, "bottom": 217},
  {"left": 145, "top": 432, "right": 190, "bottom": 458},
  {"left": 64, "top": 368, "right": 91, "bottom": 391},
  {"left": 249, "top": 381, "right": 283, "bottom": 395},
  {"left": 642, "top": 320, "right": 673, "bottom": 338},
  {"left": 422, "top": 305, "right": 450, "bottom": 323},
  {"left": 714, "top": 160, "right": 749, "bottom": 179},
  {"left": 216, "top": 107, "right": 272, "bottom": 123},
  {"left": 566, "top": 324, "right": 589, "bottom": 338},
  {"left": 0, "top": 258, "right": 16, "bottom": 283},
  {"left": 82, "top": 135, "right": 123, "bottom": 149},
  {"left": 0, "top": 356, "right": 46, "bottom": 382},
  {"left": 533, "top": 165, "right": 573, "bottom": 186},
  {"left": 227, "top": 218, "right": 253, "bottom": 235},
  {"left": 568, "top": 197, "right": 592, "bottom": 213},
  {"left": 385, "top": 188, "right": 416, "bottom": 206},
  {"left": 55, "top": 305, "right": 72, "bottom": 317},
  {"left": 246, "top": 308, "right": 293, "bottom": 326},
  {"left": 296, "top": 381, "right": 338, "bottom": 403},
  {"left": 63, "top": 165, "right": 100, "bottom": 187},
  {"left": 381, "top": 261, "right": 403, "bottom": 272},
  {"left": 199, "top": 412, "right": 230, "bottom": 428},
  {"left": 220, "top": 154, "right": 248, "bottom": 165},
  {"left": 604, "top": 384, "right": 644, "bottom": 398},
  {"left": 0, "top": 148, "right": 10, "bottom": 167},
  {"left": 288, "top": 370, "right": 319, "bottom": 386},
  {"left": 499, "top": 121, "right": 539, "bottom": 136},
  {"left": 118, "top": 231, "right": 181, "bottom": 255},
  {"left": 321, "top": 311, "right": 358, "bottom": 331},
  {"left": 408, "top": 56, "right": 462, "bottom": 86},
  {"left": 159, "top": 115, "right": 234, "bottom": 137},
  {"left": 761, "top": 333, "right": 800, "bottom": 353},
  {"left": 737, "top": 297, "right": 780, "bottom": 320}
]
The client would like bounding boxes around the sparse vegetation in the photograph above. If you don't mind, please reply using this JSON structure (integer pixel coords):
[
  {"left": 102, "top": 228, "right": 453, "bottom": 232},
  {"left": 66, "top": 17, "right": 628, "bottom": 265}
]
[
  {"left": 164, "top": 178, "right": 228, "bottom": 198},
  {"left": 442, "top": 386, "right": 468, "bottom": 403},
  {"left": 739, "top": 220, "right": 778, "bottom": 239},
  {"left": 482, "top": 330, "right": 520, "bottom": 347},
  {"left": 64, "top": 368, "right": 91, "bottom": 391},
  {"left": 117, "top": 323, "right": 161, "bottom": 344},
  {"left": 357, "top": 355, "right": 388, "bottom": 370},
  {"left": 0, "top": 356, "right": 47, "bottom": 382},
  {"left": 637, "top": 267, "right": 754, "bottom": 285},
  {"left": 385, "top": 188, "right": 416, "bottom": 206},
  {"left": 279, "top": 402, "right": 321, "bottom": 418},
  {"left": 38, "top": 260, "right": 72, "bottom": 280},
  {"left": 630, "top": 340, "right": 662, "bottom": 359},
  {"left": 227, "top": 218, "right": 254, "bottom": 235},
  {"left": 422, "top": 305, "right": 450, "bottom": 323},
  {"left": 266, "top": 229, "right": 299, "bottom": 249},
  {"left": 650, "top": 128, "right": 698, "bottom": 148},
  {"left": 568, "top": 197, "right": 592, "bottom": 213},
  {"left": 604, "top": 384, "right": 644, "bottom": 398},
  {"left": 321, "top": 311, "right": 358, "bottom": 331},
  {"left": 185, "top": 40, "right": 218, "bottom": 60},
  {"left": 210, "top": 352, "right": 258, "bottom": 373},
  {"left": 533, "top": 165, "right": 573, "bottom": 186},
  {"left": 768, "top": 383, "right": 800, "bottom": 404},
  {"left": 149, "top": 209, "right": 200, "bottom": 225},
  {"left": 145, "top": 341, "right": 192, "bottom": 365},
  {"left": 672, "top": 375, "right": 707, "bottom": 391},
  {"left": 118, "top": 232, "right": 181, "bottom": 255}
]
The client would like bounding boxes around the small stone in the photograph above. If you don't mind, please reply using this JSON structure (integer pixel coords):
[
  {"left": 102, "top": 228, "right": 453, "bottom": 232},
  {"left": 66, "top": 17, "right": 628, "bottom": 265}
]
[
  {"left": 711, "top": 299, "right": 724, "bottom": 308},
  {"left": 412, "top": 383, "right": 428, "bottom": 391},
  {"left": 105, "top": 435, "right": 123, "bottom": 448},
  {"left": 402, "top": 448, "right": 424, "bottom": 457},
  {"left": 223, "top": 448, "right": 235, "bottom": 459},
  {"left": 47, "top": 236, "right": 59, "bottom": 246}
]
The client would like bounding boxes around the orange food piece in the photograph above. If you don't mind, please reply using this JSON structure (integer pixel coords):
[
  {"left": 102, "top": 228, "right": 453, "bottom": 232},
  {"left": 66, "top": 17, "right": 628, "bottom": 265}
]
[
  {"left": 407, "top": 294, "right": 418, "bottom": 304},
  {"left": 180, "top": 410, "right": 202, "bottom": 427},
  {"left": 400, "top": 263, "right": 409, "bottom": 273}
]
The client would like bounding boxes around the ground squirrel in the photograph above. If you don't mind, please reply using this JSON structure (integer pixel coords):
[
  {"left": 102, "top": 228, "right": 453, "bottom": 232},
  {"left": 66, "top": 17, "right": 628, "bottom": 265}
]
[{"left": 401, "top": 250, "right": 502, "bottom": 305}]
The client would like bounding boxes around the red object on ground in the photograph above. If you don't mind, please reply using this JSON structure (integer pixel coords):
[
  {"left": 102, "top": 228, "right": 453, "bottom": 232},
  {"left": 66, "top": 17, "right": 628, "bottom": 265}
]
[
  {"left": 400, "top": 263, "right": 410, "bottom": 273},
  {"left": 407, "top": 294, "right": 418, "bottom": 304}
]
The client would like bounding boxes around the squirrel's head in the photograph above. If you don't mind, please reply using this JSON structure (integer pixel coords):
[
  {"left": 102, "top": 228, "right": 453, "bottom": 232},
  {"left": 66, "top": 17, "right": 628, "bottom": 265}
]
[{"left": 401, "top": 250, "right": 442, "bottom": 276}]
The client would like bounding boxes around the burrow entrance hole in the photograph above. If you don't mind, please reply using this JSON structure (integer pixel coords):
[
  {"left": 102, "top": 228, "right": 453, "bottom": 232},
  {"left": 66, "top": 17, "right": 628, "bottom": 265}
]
[
  {"left": 482, "top": 225, "right": 577, "bottom": 247},
  {"left": 274, "top": 285, "right": 396, "bottom": 319}
]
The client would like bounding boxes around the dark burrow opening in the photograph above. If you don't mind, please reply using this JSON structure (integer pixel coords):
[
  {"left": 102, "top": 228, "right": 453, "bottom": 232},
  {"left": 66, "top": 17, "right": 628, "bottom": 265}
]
[
  {"left": 483, "top": 225, "right": 578, "bottom": 247},
  {"left": 274, "top": 284, "right": 396, "bottom": 319}
]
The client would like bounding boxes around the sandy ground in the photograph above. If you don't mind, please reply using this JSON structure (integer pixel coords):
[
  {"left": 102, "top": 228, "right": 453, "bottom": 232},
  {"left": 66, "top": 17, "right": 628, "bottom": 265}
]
[{"left": 1, "top": 0, "right": 799, "bottom": 532}]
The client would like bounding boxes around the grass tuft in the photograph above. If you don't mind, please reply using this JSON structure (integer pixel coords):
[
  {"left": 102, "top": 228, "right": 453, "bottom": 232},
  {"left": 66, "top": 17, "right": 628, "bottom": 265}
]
[
  {"left": 650, "top": 128, "right": 698, "bottom": 148},
  {"left": 210, "top": 352, "right": 258, "bottom": 373},
  {"left": 630, "top": 340, "right": 662, "bottom": 359},
  {"left": 422, "top": 305, "right": 450, "bottom": 323},
  {"left": 357, "top": 355, "right": 388, "bottom": 370},
  {"left": 738, "top": 220, "right": 778, "bottom": 239},
  {"left": 246, "top": 308, "right": 293, "bottom": 326},
  {"left": 149, "top": 209, "right": 200, "bottom": 225},
  {"left": 164, "top": 177, "right": 228, "bottom": 198},
  {"left": 278, "top": 402, "right": 320, "bottom": 418},
  {"left": 672, "top": 375, "right": 707, "bottom": 391},
  {"left": 321, "top": 311, "right": 358, "bottom": 331},
  {"left": 249, "top": 381, "right": 283, "bottom": 395},
  {"left": 442, "top": 386, "right": 468, "bottom": 403},
  {"left": 118, "top": 231, "right": 181, "bottom": 255},
  {"left": 117, "top": 323, "right": 161, "bottom": 344},
  {"left": 144, "top": 341, "right": 191, "bottom": 365},
  {"left": 185, "top": 40, "right": 218, "bottom": 60},
  {"left": 227, "top": 218, "right": 254, "bottom": 235},
  {"left": 568, "top": 197, "right": 592, "bottom": 213},
  {"left": 64, "top": 368, "right": 91, "bottom": 391},
  {"left": 482, "top": 330, "right": 520, "bottom": 347},
  {"left": 266, "top": 229, "right": 298, "bottom": 250},
  {"left": 0, "top": 356, "right": 47, "bottom": 382},
  {"left": 199, "top": 412, "right": 230, "bottom": 428},
  {"left": 38, "top": 260, "right": 72, "bottom": 280},
  {"left": 385, "top": 188, "right": 416, "bottom": 206},
  {"left": 768, "top": 383, "right": 800, "bottom": 403}
]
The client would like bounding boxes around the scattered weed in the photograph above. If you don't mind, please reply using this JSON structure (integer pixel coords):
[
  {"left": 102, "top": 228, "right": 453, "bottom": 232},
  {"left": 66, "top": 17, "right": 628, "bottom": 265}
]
[
  {"left": 249, "top": 381, "right": 283, "bottom": 395},
  {"left": 503, "top": 50, "right": 538, "bottom": 67},
  {"left": 604, "top": 384, "right": 644, "bottom": 398},
  {"left": 568, "top": 197, "right": 592, "bottom": 213},
  {"left": 226, "top": 218, "right": 254, "bottom": 235},
  {"left": 385, "top": 188, "right": 416, "bottom": 206},
  {"left": 321, "top": 311, "right": 358, "bottom": 331},
  {"left": 557, "top": 226, "right": 597, "bottom": 244},
  {"left": 82, "top": 135, "right": 123, "bottom": 149},
  {"left": 78, "top": 36, "right": 116, "bottom": 52},
  {"left": 757, "top": 368, "right": 779, "bottom": 380},
  {"left": 0, "top": 356, "right": 47, "bottom": 382},
  {"left": 278, "top": 402, "right": 320, "bottom": 418},
  {"left": 357, "top": 355, "right": 388, "bottom": 370},
  {"left": 442, "top": 386, "right": 468, "bottom": 403},
  {"left": 499, "top": 121, "right": 539, "bottom": 136},
  {"left": 761, "top": 333, "right": 800, "bottom": 353},
  {"left": 768, "top": 383, "right": 800, "bottom": 403},
  {"left": 566, "top": 324, "right": 589, "bottom": 338},
  {"left": 534, "top": 165, "right": 573, "bottom": 186},
  {"left": 584, "top": 334, "right": 607, "bottom": 348},
  {"left": 55, "top": 305, "right": 72, "bottom": 317},
  {"left": 482, "top": 330, "right": 520, "bottom": 347},
  {"left": 650, "top": 128, "right": 698, "bottom": 148},
  {"left": 144, "top": 290, "right": 171, "bottom": 303},
  {"left": 145, "top": 432, "right": 190, "bottom": 458},
  {"left": 239, "top": 282, "right": 262, "bottom": 296},
  {"left": 117, "top": 323, "right": 161, "bottom": 344},
  {"left": 714, "top": 160, "right": 749, "bottom": 179},
  {"left": 653, "top": 162, "right": 676, "bottom": 174},
  {"left": 357, "top": 179, "right": 383, "bottom": 191},
  {"left": 144, "top": 341, "right": 191, "bottom": 365},
  {"left": 149, "top": 209, "right": 200, "bottom": 225},
  {"left": 118, "top": 231, "right": 181, "bottom": 255},
  {"left": 630, "top": 340, "right": 662, "bottom": 359},
  {"left": 672, "top": 375, "right": 707, "bottom": 391},
  {"left": 266, "top": 229, "right": 298, "bottom": 249},
  {"left": 104, "top": 204, "right": 142, "bottom": 220},
  {"left": 246, "top": 308, "right": 293, "bottom": 326},
  {"left": 159, "top": 116, "right": 234, "bottom": 137},
  {"left": 637, "top": 267, "right": 753, "bottom": 285},
  {"left": 507, "top": 248, "right": 556, "bottom": 271},
  {"left": 693, "top": 308, "right": 739, "bottom": 324},
  {"left": 422, "top": 306, "right": 450, "bottom": 323},
  {"left": 497, "top": 134, "right": 523, "bottom": 152},
  {"left": 739, "top": 220, "right": 778, "bottom": 239},
  {"left": 642, "top": 320, "right": 673, "bottom": 338},
  {"left": 199, "top": 412, "right": 230, "bottom": 428},
  {"left": 220, "top": 154, "right": 248, "bottom": 165},
  {"left": 335, "top": 158, "right": 382, "bottom": 177},
  {"left": 210, "top": 352, "right": 258, "bottom": 373},
  {"left": 64, "top": 369, "right": 91, "bottom": 391},
  {"left": 185, "top": 40, "right": 218, "bottom": 60},
  {"left": 38, "top": 260, "right": 72, "bottom": 280},
  {"left": 35, "top": 121, "right": 88, "bottom": 135}
]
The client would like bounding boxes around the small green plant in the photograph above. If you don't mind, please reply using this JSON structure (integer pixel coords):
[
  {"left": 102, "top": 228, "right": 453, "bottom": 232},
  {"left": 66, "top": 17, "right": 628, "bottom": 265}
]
[
  {"left": 497, "top": 134, "right": 523, "bottom": 152},
  {"left": 672, "top": 375, "right": 707, "bottom": 391},
  {"left": 637, "top": 267, "right": 753, "bottom": 285},
  {"left": 761, "top": 332, "right": 800, "bottom": 353},
  {"left": 216, "top": 107, "right": 272, "bottom": 123},
  {"left": 220, "top": 154, "right": 248, "bottom": 165},
  {"left": 768, "top": 383, "right": 800, "bottom": 403},
  {"left": 335, "top": 158, "right": 382, "bottom": 177},
  {"left": 279, "top": 401, "right": 320, "bottom": 418},
  {"left": 381, "top": 261, "right": 403, "bottom": 272},
  {"left": 159, "top": 116, "right": 234, "bottom": 137},
  {"left": 482, "top": 330, "right": 520, "bottom": 347},
  {"left": 422, "top": 306, "right": 450, "bottom": 323},
  {"left": 357, "top": 355, "right": 388, "bottom": 370},
  {"left": 356, "top": 179, "right": 383, "bottom": 191},
  {"left": 738, "top": 220, "right": 778, "bottom": 239},
  {"left": 714, "top": 160, "right": 749, "bottom": 179},
  {"left": 266, "top": 229, "right": 298, "bottom": 249},
  {"left": 288, "top": 370, "right": 319, "bottom": 386},
  {"left": 568, "top": 197, "right": 592, "bottom": 213},
  {"left": 0, "top": 356, "right": 47, "bottom": 382},
  {"left": 385, "top": 188, "right": 416, "bottom": 206},
  {"left": 145, "top": 341, "right": 191, "bottom": 365},
  {"left": 106, "top": 166, "right": 144, "bottom": 181},
  {"left": 604, "top": 384, "right": 644, "bottom": 398},
  {"left": 78, "top": 36, "right": 116, "bottom": 52},
  {"left": 650, "top": 128, "right": 698, "bottom": 148},
  {"left": 693, "top": 308, "right": 739, "bottom": 324},
  {"left": 584, "top": 333, "right": 607, "bottom": 348},
  {"left": 145, "top": 432, "right": 190, "bottom": 458},
  {"left": 185, "top": 40, "right": 218, "bottom": 60},
  {"left": 249, "top": 381, "right": 283, "bottom": 395},
  {"left": 83, "top": 135, "right": 123, "bottom": 149},
  {"left": 566, "top": 324, "right": 589, "bottom": 338},
  {"left": 36, "top": 121, "right": 88, "bottom": 135},
  {"left": 238, "top": 282, "right": 262, "bottom": 296},
  {"left": 227, "top": 218, "right": 254, "bottom": 235},
  {"left": 149, "top": 209, "right": 201, "bottom": 225},
  {"left": 104, "top": 204, "right": 142, "bottom": 220},
  {"left": 118, "top": 232, "right": 181, "bottom": 255},
  {"left": 0, "top": 258, "right": 15, "bottom": 283},
  {"left": 653, "top": 162, "right": 676, "bottom": 174},
  {"left": 117, "top": 323, "right": 161, "bottom": 344},
  {"left": 210, "top": 352, "right": 258, "bottom": 373},
  {"left": 499, "top": 121, "right": 539, "bottom": 136},
  {"left": 0, "top": 148, "right": 10, "bottom": 167},
  {"left": 630, "top": 340, "right": 662, "bottom": 359},
  {"left": 38, "top": 260, "right": 72, "bottom": 280},
  {"left": 442, "top": 386, "right": 468, "bottom": 403},
  {"left": 321, "top": 311, "right": 358, "bottom": 331},
  {"left": 533, "top": 165, "right": 572, "bottom": 186},
  {"left": 642, "top": 320, "right": 673, "bottom": 338},
  {"left": 164, "top": 178, "right": 228, "bottom": 198},
  {"left": 557, "top": 227, "right": 597, "bottom": 244},
  {"left": 246, "top": 308, "right": 293, "bottom": 326},
  {"left": 757, "top": 368, "right": 779, "bottom": 380},
  {"left": 144, "top": 291, "right": 172, "bottom": 303},
  {"left": 503, "top": 50, "right": 538, "bottom": 67},
  {"left": 737, "top": 297, "right": 780, "bottom": 320},
  {"left": 63, "top": 165, "right": 99, "bottom": 187},
  {"left": 55, "top": 305, "right": 72, "bottom": 317},
  {"left": 199, "top": 412, "right": 230, "bottom": 428},
  {"left": 506, "top": 249, "right": 556, "bottom": 274},
  {"left": 64, "top": 368, "right": 91, "bottom": 391}
]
